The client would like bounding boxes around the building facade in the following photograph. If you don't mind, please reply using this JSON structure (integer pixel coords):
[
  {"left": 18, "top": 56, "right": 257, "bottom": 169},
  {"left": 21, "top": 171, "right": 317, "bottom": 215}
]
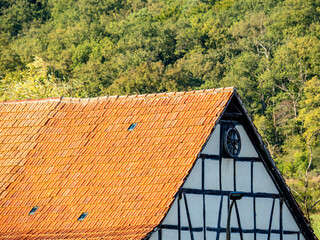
[{"left": 0, "top": 87, "right": 316, "bottom": 239}]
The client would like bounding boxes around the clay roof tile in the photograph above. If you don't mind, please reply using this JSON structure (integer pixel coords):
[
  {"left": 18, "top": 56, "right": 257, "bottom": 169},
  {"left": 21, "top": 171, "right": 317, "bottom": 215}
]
[{"left": 0, "top": 87, "right": 234, "bottom": 239}]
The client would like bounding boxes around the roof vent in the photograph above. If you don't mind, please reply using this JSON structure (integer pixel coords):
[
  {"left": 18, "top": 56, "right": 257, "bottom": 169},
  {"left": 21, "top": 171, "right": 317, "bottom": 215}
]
[
  {"left": 128, "top": 123, "right": 137, "bottom": 131},
  {"left": 78, "top": 212, "right": 88, "bottom": 221},
  {"left": 29, "top": 206, "right": 38, "bottom": 215}
]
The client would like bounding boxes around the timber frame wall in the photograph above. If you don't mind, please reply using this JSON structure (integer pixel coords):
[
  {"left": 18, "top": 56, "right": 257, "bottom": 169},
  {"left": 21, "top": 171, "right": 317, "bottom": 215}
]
[{"left": 146, "top": 94, "right": 315, "bottom": 240}]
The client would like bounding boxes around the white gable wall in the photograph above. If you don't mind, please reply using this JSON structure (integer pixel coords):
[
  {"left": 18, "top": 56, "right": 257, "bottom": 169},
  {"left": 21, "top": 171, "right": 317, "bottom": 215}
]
[
  {"left": 148, "top": 123, "right": 306, "bottom": 240},
  {"left": 202, "top": 124, "right": 220, "bottom": 155}
]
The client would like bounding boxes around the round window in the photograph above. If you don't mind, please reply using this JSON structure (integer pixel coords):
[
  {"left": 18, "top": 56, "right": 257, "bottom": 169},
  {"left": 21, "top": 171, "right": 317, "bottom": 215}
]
[{"left": 224, "top": 127, "right": 241, "bottom": 158}]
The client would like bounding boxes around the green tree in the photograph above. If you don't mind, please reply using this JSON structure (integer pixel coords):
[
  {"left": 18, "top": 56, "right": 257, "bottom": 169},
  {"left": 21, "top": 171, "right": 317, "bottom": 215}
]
[
  {"left": 107, "top": 61, "right": 167, "bottom": 95},
  {"left": 0, "top": 57, "right": 73, "bottom": 100}
]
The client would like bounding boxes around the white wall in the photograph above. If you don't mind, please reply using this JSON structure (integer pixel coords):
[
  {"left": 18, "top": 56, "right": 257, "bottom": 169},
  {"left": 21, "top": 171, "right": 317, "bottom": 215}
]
[
  {"left": 183, "top": 158, "right": 202, "bottom": 189},
  {"left": 202, "top": 124, "right": 220, "bottom": 155},
  {"left": 235, "top": 125, "right": 258, "bottom": 158},
  {"left": 148, "top": 122, "right": 305, "bottom": 240}
]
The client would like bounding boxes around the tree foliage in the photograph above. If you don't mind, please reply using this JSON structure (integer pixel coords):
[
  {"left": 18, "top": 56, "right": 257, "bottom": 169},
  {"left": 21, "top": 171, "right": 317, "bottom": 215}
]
[{"left": 0, "top": 57, "right": 73, "bottom": 100}]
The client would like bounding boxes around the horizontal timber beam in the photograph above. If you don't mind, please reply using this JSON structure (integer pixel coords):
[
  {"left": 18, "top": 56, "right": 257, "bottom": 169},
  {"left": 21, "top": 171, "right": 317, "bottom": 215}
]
[
  {"left": 161, "top": 224, "right": 299, "bottom": 235},
  {"left": 181, "top": 188, "right": 280, "bottom": 199}
]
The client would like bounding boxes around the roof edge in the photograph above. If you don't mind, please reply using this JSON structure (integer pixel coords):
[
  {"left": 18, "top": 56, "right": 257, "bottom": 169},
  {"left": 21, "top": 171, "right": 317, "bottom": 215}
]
[
  {"left": 143, "top": 88, "right": 236, "bottom": 240},
  {"left": 231, "top": 92, "right": 318, "bottom": 240},
  {"left": 0, "top": 87, "right": 236, "bottom": 105}
]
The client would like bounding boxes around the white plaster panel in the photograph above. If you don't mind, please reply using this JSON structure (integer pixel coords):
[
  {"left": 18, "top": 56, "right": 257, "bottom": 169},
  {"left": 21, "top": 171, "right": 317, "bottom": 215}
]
[
  {"left": 283, "top": 203, "right": 300, "bottom": 231},
  {"left": 219, "top": 232, "right": 226, "bottom": 240},
  {"left": 202, "top": 124, "right": 220, "bottom": 155},
  {"left": 237, "top": 197, "right": 254, "bottom": 229},
  {"left": 221, "top": 158, "right": 234, "bottom": 191},
  {"left": 181, "top": 230, "right": 192, "bottom": 240},
  {"left": 235, "top": 161, "right": 251, "bottom": 192},
  {"left": 219, "top": 196, "right": 228, "bottom": 228},
  {"left": 148, "top": 231, "right": 158, "bottom": 240},
  {"left": 229, "top": 233, "right": 242, "bottom": 240},
  {"left": 205, "top": 195, "right": 221, "bottom": 228},
  {"left": 300, "top": 233, "right": 306, "bottom": 240},
  {"left": 206, "top": 231, "right": 216, "bottom": 240},
  {"left": 229, "top": 198, "right": 239, "bottom": 227},
  {"left": 186, "top": 194, "right": 203, "bottom": 228},
  {"left": 236, "top": 125, "right": 259, "bottom": 158},
  {"left": 193, "top": 232, "right": 204, "bottom": 240},
  {"left": 183, "top": 158, "right": 202, "bottom": 189},
  {"left": 283, "top": 234, "right": 299, "bottom": 240},
  {"left": 270, "top": 234, "right": 280, "bottom": 240},
  {"left": 162, "top": 198, "right": 177, "bottom": 225},
  {"left": 256, "top": 198, "right": 274, "bottom": 230},
  {"left": 256, "top": 233, "right": 267, "bottom": 240},
  {"left": 253, "top": 162, "right": 279, "bottom": 194},
  {"left": 204, "top": 159, "right": 220, "bottom": 190},
  {"left": 162, "top": 229, "right": 178, "bottom": 239},
  {"left": 242, "top": 233, "right": 255, "bottom": 240},
  {"left": 271, "top": 200, "right": 280, "bottom": 230},
  {"left": 180, "top": 195, "right": 189, "bottom": 227}
]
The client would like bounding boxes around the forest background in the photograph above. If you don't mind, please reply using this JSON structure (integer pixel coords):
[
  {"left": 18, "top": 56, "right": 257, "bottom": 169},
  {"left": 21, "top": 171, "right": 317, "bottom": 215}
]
[{"left": 0, "top": 0, "right": 320, "bottom": 236}]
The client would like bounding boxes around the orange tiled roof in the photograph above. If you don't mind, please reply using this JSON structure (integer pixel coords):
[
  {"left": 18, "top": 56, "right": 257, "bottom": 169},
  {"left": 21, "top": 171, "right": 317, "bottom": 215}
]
[{"left": 0, "top": 87, "right": 234, "bottom": 239}]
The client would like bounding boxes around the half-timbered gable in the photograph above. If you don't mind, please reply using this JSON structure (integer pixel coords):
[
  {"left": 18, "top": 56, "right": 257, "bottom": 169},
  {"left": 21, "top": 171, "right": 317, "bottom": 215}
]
[
  {"left": 0, "top": 87, "right": 316, "bottom": 239},
  {"left": 148, "top": 93, "right": 313, "bottom": 240}
]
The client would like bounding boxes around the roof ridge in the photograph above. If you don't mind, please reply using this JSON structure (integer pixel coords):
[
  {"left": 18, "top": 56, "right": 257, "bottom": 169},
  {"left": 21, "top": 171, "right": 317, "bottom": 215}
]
[
  {"left": 0, "top": 87, "right": 236, "bottom": 105},
  {"left": 0, "top": 97, "right": 62, "bottom": 105}
]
